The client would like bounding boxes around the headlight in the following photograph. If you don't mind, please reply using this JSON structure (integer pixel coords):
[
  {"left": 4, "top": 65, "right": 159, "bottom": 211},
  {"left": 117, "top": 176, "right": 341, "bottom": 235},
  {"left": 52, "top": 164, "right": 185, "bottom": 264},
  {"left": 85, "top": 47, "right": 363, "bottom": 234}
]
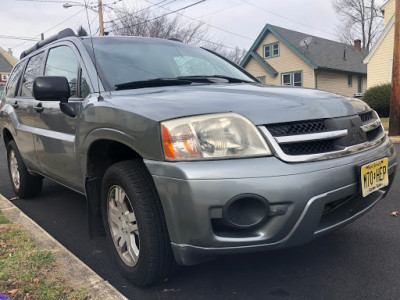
[{"left": 161, "top": 113, "right": 271, "bottom": 160}]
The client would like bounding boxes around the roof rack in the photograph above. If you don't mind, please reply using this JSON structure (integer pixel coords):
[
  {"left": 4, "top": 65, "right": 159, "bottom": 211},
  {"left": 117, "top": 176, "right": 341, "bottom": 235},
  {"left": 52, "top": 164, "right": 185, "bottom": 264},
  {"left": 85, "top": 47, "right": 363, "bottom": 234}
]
[
  {"left": 20, "top": 28, "right": 76, "bottom": 59},
  {"left": 167, "top": 38, "right": 183, "bottom": 42}
]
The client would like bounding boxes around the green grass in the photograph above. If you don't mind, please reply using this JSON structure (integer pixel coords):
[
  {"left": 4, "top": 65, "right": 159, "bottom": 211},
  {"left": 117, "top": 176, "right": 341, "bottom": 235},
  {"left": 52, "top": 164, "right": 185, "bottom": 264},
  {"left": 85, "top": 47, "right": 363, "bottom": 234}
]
[
  {"left": 381, "top": 117, "right": 389, "bottom": 123},
  {"left": 381, "top": 117, "right": 389, "bottom": 130},
  {"left": 0, "top": 212, "right": 10, "bottom": 224},
  {"left": 0, "top": 211, "right": 90, "bottom": 299}
]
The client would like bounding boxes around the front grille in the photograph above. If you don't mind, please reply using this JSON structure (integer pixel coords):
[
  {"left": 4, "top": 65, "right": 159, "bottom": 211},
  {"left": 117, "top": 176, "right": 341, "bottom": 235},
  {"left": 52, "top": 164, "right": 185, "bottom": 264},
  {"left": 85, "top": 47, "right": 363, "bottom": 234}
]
[
  {"left": 280, "top": 140, "right": 334, "bottom": 155},
  {"left": 261, "top": 110, "right": 385, "bottom": 162},
  {"left": 266, "top": 120, "right": 327, "bottom": 136},
  {"left": 359, "top": 111, "right": 374, "bottom": 122},
  {"left": 366, "top": 126, "right": 382, "bottom": 141}
]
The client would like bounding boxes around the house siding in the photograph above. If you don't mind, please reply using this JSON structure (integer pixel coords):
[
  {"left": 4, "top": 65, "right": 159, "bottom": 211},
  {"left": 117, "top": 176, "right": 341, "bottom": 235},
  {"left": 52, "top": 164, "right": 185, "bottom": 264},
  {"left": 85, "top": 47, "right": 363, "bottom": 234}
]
[
  {"left": 367, "top": 24, "right": 394, "bottom": 88},
  {"left": 246, "top": 32, "right": 315, "bottom": 88},
  {"left": 245, "top": 56, "right": 271, "bottom": 80},
  {"left": 383, "top": 0, "right": 395, "bottom": 27},
  {"left": 317, "top": 71, "right": 367, "bottom": 96}
]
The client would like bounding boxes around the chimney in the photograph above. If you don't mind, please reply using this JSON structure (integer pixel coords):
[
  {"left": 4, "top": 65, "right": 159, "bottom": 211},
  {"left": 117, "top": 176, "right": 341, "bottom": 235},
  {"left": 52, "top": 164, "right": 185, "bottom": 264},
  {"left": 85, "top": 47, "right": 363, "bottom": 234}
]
[
  {"left": 354, "top": 39, "right": 362, "bottom": 52},
  {"left": 7, "top": 48, "right": 13, "bottom": 57}
]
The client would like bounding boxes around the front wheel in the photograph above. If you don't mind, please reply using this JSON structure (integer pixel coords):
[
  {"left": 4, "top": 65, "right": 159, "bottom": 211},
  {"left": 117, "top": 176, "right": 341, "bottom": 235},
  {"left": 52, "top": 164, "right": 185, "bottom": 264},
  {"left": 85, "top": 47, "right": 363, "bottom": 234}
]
[
  {"left": 101, "top": 160, "right": 176, "bottom": 286},
  {"left": 7, "top": 140, "right": 42, "bottom": 198}
]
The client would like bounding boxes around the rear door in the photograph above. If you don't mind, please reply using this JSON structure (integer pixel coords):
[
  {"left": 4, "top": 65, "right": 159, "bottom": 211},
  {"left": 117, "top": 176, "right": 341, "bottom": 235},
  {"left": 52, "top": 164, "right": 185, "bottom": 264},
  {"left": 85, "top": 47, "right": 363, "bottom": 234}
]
[
  {"left": 33, "top": 43, "right": 91, "bottom": 192},
  {"left": 8, "top": 53, "right": 45, "bottom": 171}
]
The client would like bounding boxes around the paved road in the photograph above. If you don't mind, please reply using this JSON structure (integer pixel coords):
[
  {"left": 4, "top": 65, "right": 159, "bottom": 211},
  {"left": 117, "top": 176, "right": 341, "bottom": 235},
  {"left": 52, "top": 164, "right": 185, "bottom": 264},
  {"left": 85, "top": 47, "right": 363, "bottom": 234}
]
[{"left": 1, "top": 144, "right": 399, "bottom": 299}]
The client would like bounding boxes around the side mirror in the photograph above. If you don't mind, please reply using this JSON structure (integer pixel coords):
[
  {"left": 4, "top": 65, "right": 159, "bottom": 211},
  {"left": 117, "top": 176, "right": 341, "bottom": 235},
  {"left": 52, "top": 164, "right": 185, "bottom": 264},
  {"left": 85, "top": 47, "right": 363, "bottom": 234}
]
[
  {"left": 33, "top": 76, "right": 75, "bottom": 117},
  {"left": 33, "top": 76, "right": 70, "bottom": 102}
]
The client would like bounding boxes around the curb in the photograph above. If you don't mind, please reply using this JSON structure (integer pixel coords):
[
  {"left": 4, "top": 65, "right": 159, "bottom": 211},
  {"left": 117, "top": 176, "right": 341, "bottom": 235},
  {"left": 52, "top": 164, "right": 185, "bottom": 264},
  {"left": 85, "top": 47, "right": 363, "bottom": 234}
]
[
  {"left": 389, "top": 136, "right": 400, "bottom": 144},
  {"left": 0, "top": 194, "right": 128, "bottom": 300}
]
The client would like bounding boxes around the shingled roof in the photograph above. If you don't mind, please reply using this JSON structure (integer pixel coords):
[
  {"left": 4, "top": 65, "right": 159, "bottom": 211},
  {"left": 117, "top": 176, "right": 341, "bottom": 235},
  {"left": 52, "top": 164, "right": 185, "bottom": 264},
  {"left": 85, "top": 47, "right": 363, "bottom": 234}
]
[
  {"left": 241, "top": 24, "right": 368, "bottom": 75},
  {"left": 0, "top": 47, "right": 17, "bottom": 73}
]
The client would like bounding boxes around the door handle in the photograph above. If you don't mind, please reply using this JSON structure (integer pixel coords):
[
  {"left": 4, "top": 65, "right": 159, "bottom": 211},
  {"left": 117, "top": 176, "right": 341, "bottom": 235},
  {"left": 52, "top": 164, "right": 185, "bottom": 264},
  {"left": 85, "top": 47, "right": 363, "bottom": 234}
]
[
  {"left": 34, "top": 103, "right": 44, "bottom": 113},
  {"left": 12, "top": 101, "right": 18, "bottom": 109}
]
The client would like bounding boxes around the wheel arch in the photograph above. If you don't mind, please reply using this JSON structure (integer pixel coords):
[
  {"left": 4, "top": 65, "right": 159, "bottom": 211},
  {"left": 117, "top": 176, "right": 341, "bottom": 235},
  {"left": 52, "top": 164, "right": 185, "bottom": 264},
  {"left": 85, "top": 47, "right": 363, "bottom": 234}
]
[
  {"left": 2, "top": 127, "right": 14, "bottom": 147},
  {"left": 82, "top": 129, "right": 151, "bottom": 237}
]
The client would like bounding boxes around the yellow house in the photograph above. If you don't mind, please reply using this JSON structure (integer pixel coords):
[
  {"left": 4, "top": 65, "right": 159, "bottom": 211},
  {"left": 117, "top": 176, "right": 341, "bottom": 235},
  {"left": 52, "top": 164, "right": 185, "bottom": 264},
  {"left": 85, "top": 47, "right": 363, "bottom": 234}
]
[
  {"left": 363, "top": 0, "right": 396, "bottom": 88},
  {"left": 241, "top": 24, "right": 368, "bottom": 97},
  {"left": 0, "top": 47, "right": 18, "bottom": 87}
]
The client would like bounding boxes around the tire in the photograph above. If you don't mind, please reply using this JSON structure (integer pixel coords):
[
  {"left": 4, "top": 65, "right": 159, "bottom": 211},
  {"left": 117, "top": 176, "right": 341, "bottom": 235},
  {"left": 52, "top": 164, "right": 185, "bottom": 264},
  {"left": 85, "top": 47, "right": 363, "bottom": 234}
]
[
  {"left": 101, "top": 160, "right": 176, "bottom": 286},
  {"left": 6, "top": 140, "right": 43, "bottom": 198}
]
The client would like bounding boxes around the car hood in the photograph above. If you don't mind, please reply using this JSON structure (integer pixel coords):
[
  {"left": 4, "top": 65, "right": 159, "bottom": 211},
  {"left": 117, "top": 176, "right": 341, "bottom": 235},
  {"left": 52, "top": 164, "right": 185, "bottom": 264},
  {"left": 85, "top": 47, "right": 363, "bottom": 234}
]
[{"left": 106, "top": 83, "right": 370, "bottom": 125}]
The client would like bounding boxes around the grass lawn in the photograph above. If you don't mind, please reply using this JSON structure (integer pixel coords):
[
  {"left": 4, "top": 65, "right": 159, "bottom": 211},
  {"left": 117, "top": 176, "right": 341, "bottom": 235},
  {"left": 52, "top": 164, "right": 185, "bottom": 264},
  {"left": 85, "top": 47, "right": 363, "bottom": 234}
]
[
  {"left": 381, "top": 118, "right": 389, "bottom": 130},
  {"left": 0, "top": 211, "right": 90, "bottom": 300}
]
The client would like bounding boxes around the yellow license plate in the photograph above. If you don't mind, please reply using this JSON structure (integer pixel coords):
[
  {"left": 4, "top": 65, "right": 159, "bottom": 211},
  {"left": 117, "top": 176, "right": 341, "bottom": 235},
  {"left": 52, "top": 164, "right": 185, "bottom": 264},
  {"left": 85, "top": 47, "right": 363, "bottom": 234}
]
[{"left": 361, "top": 158, "right": 389, "bottom": 197}]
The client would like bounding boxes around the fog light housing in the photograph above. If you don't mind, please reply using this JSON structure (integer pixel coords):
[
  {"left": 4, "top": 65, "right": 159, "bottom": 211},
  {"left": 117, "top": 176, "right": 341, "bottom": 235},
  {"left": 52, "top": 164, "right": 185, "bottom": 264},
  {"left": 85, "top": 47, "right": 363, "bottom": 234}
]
[{"left": 223, "top": 194, "right": 270, "bottom": 229}]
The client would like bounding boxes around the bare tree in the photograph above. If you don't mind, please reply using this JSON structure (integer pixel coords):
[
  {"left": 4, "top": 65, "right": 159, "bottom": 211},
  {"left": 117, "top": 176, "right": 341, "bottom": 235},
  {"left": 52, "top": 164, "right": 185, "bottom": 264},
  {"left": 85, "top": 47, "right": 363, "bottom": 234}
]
[
  {"left": 110, "top": 5, "right": 215, "bottom": 47},
  {"left": 108, "top": 5, "right": 245, "bottom": 64},
  {"left": 332, "top": 0, "right": 383, "bottom": 50},
  {"left": 218, "top": 47, "right": 248, "bottom": 65}
]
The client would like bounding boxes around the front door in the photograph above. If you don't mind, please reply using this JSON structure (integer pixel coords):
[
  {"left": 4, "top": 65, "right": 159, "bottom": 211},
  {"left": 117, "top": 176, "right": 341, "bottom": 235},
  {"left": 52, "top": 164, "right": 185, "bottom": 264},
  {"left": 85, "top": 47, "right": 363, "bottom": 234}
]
[{"left": 33, "top": 44, "right": 90, "bottom": 192}]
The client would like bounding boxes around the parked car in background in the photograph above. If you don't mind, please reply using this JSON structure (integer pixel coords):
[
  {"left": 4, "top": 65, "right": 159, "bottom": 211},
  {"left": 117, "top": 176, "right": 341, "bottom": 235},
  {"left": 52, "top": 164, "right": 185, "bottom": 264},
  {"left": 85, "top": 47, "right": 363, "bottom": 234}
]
[{"left": 0, "top": 29, "right": 397, "bottom": 286}]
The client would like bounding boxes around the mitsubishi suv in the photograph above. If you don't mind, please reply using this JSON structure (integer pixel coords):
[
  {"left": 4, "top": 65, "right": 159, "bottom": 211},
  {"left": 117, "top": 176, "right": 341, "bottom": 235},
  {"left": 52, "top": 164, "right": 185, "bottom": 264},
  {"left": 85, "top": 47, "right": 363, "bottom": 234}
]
[{"left": 0, "top": 28, "right": 397, "bottom": 286}]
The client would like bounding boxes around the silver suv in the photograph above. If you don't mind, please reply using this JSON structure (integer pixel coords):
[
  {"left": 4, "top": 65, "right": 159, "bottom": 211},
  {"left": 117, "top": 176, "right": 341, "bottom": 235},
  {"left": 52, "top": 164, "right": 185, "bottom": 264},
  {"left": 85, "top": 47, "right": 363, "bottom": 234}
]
[{"left": 0, "top": 29, "right": 397, "bottom": 286}]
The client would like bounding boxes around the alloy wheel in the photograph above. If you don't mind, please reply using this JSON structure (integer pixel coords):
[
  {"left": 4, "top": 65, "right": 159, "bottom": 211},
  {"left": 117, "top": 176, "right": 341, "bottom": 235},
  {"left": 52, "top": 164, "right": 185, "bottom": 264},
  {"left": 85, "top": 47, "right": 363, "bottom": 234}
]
[
  {"left": 107, "top": 185, "right": 140, "bottom": 267},
  {"left": 9, "top": 150, "right": 20, "bottom": 190}
]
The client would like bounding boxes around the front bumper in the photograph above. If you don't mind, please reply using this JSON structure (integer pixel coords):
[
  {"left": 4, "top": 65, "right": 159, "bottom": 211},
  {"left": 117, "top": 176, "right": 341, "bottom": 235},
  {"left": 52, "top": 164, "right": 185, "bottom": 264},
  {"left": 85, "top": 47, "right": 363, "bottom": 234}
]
[{"left": 144, "top": 137, "right": 397, "bottom": 265}]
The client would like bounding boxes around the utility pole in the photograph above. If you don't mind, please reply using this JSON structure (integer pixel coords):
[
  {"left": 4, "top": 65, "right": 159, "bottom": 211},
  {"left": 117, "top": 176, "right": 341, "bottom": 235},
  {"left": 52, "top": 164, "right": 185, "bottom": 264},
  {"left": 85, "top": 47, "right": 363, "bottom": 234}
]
[
  {"left": 98, "top": 0, "right": 104, "bottom": 36},
  {"left": 389, "top": 0, "right": 400, "bottom": 135}
]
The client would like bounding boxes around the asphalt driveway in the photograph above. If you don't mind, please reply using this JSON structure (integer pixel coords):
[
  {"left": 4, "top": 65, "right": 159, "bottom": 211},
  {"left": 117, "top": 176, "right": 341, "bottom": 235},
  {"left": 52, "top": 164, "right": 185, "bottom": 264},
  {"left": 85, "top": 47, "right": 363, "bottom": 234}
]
[{"left": 0, "top": 144, "right": 399, "bottom": 299}]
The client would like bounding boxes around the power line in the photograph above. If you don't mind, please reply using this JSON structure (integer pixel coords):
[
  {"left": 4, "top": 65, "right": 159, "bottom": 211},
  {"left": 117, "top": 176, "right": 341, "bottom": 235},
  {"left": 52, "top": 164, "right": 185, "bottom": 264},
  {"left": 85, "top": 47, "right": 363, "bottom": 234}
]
[
  {"left": 140, "top": 0, "right": 254, "bottom": 41},
  {"left": 202, "top": 2, "right": 243, "bottom": 17},
  {"left": 0, "top": 35, "right": 41, "bottom": 41},
  {"left": 11, "top": 8, "right": 85, "bottom": 50},
  {"left": 239, "top": 0, "right": 337, "bottom": 38},
  {"left": 103, "top": 1, "right": 242, "bottom": 51},
  {"left": 16, "top": 0, "right": 71, "bottom": 2},
  {"left": 104, "top": 0, "right": 174, "bottom": 23},
  {"left": 111, "top": 0, "right": 206, "bottom": 31}
]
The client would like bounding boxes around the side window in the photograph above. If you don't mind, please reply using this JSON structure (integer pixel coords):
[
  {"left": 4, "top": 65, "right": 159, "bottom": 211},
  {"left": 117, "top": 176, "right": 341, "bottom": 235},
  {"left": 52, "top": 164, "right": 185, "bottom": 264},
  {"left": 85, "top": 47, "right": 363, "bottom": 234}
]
[
  {"left": 21, "top": 52, "right": 45, "bottom": 97},
  {"left": 80, "top": 72, "right": 90, "bottom": 98},
  {"left": 45, "top": 46, "right": 79, "bottom": 97},
  {"left": 5, "top": 63, "right": 24, "bottom": 98}
]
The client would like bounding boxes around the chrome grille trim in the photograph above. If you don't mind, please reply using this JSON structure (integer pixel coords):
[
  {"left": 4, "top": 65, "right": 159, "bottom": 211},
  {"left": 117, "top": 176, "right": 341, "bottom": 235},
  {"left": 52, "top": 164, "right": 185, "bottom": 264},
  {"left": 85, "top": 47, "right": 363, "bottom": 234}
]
[
  {"left": 361, "top": 119, "right": 381, "bottom": 132},
  {"left": 259, "top": 126, "right": 387, "bottom": 163},
  {"left": 275, "top": 130, "right": 348, "bottom": 144}
]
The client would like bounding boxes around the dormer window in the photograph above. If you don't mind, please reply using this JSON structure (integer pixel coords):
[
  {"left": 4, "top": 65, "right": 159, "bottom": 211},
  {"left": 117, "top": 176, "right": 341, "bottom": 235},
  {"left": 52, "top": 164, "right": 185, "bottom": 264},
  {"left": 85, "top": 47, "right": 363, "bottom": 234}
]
[{"left": 264, "top": 42, "right": 280, "bottom": 59}]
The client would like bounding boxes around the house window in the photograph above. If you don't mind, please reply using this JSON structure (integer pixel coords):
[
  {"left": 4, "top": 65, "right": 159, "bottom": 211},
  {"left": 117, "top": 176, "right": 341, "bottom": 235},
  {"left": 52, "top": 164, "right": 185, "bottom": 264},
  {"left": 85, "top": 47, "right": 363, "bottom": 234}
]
[
  {"left": 282, "top": 73, "right": 291, "bottom": 85},
  {"left": 358, "top": 76, "right": 363, "bottom": 93},
  {"left": 1, "top": 74, "right": 8, "bottom": 81},
  {"left": 348, "top": 75, "right": 352, "bottom": 87},
  {"left": 256, "top": 76, "right": 266, "bottom": 84},
  {"left": 281, "top": 71, "right": 302, "bottom": 87},
  {"left": 263, "top": 42, "right": 279, "bottom": 59},
  {"left": 293, "top": 72, "right": 302, "bottom": 86}
]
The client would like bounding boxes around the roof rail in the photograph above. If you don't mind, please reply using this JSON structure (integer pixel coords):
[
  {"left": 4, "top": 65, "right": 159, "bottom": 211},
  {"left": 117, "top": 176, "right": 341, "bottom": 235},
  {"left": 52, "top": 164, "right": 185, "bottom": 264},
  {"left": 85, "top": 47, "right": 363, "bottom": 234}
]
[
  {"left": 20, "top": 28, "right": 76, "bottom": 59},
  {"left": 167, "top": 38, "right": 183, "bottom": 42}
]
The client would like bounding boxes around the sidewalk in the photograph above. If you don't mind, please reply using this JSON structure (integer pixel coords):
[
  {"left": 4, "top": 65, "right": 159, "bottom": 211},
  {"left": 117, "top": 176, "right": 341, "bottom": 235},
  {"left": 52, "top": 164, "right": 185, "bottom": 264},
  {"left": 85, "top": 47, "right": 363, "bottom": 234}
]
[
  {"left": 389, "top": 135, "right": 400, "bottom": 143},
  {"left": 0, "top": 194, "right": 128, "bottom": 300}
]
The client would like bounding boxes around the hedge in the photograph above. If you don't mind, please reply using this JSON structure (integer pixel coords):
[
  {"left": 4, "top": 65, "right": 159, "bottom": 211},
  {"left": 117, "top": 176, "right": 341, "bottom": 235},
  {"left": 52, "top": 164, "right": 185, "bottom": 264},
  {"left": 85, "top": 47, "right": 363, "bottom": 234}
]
[{"left": 362, "top": 83, "right": 391, "bottom": 118}]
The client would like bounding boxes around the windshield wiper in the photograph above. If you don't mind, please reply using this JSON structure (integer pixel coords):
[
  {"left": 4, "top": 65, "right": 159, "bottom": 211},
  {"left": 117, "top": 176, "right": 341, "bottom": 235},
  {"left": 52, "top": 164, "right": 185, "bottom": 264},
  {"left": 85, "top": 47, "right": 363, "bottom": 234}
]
[
  {"left": 115, "top": 78, "right": 192, "bottom": 90},
  {"left": 177, "top": 75, "right": 253, "bottom": 83}
]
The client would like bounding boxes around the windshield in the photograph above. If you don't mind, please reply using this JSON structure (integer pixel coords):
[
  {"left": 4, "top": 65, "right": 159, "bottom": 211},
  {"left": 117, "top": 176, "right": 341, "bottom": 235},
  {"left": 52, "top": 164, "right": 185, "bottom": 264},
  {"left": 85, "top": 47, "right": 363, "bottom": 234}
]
[{"left": 83, "top": 37, "right": 255, "bottom": 90}]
